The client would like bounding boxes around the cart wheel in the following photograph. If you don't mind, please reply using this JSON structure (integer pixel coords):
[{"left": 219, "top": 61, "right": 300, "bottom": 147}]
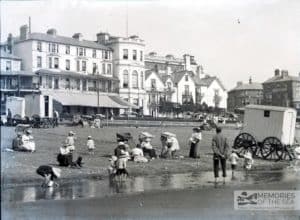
[
  {"left": 233, "top": 133, "right": 257, "bottom": 156},
  {"left": 261, "top": 137, "right": 282, "bottom": 160}
]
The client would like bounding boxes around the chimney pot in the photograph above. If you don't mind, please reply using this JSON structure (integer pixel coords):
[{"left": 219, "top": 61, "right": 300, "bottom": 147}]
[
  {"left": 47, "top": 28, "right": 57, "bottom": 36},
  {"left": 237, "top": 81, "right": 243, "bottom": 87},
  {"left": 20, "top": 25, "right": 29, "bottom": 40},
  {"left": 249, "top": 77, "right": 252, "bottom": 84},
  {"left": 73, "top": 33, "right": 83, "bottom": 41},
  {"left": 274, "top": 69, "right": 280, "bottom": 76}
]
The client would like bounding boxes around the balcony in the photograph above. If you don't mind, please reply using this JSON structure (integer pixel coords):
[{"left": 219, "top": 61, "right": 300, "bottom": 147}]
[
  {"left": 182, "top": 92, "right": 193, "bottom": 103},
  {"left": 164, "top": 87, "right": 175, "bottom": 93}
]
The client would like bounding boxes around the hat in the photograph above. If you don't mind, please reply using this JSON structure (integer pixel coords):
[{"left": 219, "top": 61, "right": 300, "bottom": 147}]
[
  {"left": 162, "top": 132, "right": 176, "bottom": 137},
  {"left": 87, "top": 136, "right": 92, "bottom": 139},
  {"left": 17, "top": 132, "right": 23, "bottom": 137},
  {"left": 193, "top": 127, "right": 201, "bottom": 132},
  {"left": 140, "top": 132, "right": 154, "bottom": 138},
  {"left": 26, "top": 129, "right": 32, "bottom": 134},
  {"left": 118, "top": 142, "right": 125, "bottom": 146},
  {"left": 244, "top": 152, "right": 252, "bottom": 159},
  {"left": 69, "top": 131, "right": 75, "bottom": 135},
  {"left": 109, "top": 155, "right": 118, "bottom": 162},
  {"left": 52, "top": 167, "right": 61, "bottom": 178}
]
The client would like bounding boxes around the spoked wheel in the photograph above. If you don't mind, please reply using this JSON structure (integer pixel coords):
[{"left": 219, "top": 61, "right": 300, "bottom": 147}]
[
  {"left": 233, "top": 133, "right": 257, "bottom": 156},
  {"left": 261, "top": 137, "right": 282, "bottom": 160}
]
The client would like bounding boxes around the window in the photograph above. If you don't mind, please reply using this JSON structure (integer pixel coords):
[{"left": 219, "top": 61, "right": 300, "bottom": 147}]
[
  {"left": 37, "top": 56, "right": 42, "bottom": 68},
  {"left": 6, "top": 61, "right": 12, "bottom": 71},
  {"left": 51, "top": 43, "right": 58, "bottom": 53},
  {"left": 48, "top": 57, "right": 52, "bottom": 68},
  {"left": 46, "top": 76, "right": 52, "bottom": 89},
  {"left": 107, "top": 64, "right": 112, "bottom": 75},
  {"left": 92, "top": 49, "right": 97, "bottom": 58},
  {"left": 82, "top": 80, "right": 87, "bottom": 91},
  {"left": 151, "top": 79, "right": 156, "bottom": 89},
  {"left": 54, "top": 78, "right": 59, "bottom": 89},
  {"left": 123, "top": 70, "right": 129, "bottom": 88},
  {"left": 133, "top": 50, "right": 137, "bottom": 60},
  {"left": 132, "top": 71, "right": 138, "bottom": 88},
  {"left": 76, "top": 79, "right": 80, "bottom": 90},
  {"left": 66, "top": 59, "right": 70, "bottom": 71},
  {"left": 104, "top": 51, "right": 108, "bottom": 59},
  {"left": 102, "top": 63, "right": 105, "bottom": 75},
  {"left": 140, "top": 72, "right": 144, "bottom": 89},
  {"left": 133, "top": 98, "right": 139, "bottom": 106},
  {"left": 184, "top": 85, "right": 189, "bottom": 95},
  {"left": 264, "top": 110, "right": 270, "bottom": 117},
  {"left": 82, "top": 61, "right": 86, "bottom": 72},
  {"left": 93, "top": 63, "right": 97, "bottom": 74},
  {"left": 123, "top": 49, "right": 128, "bottom": 59},
  {"left": 37, "top": 42, "right": 42, "bottom": 51},
  {"left": 54, "top": 57, "right": 59, "bottom": 69},
  {"left": 65, "top": 45, "right": 70, "bottom": 54},
  {"left": 65, "top": 78, "right": 70, "bottom": 89},
  {"left": 185, "top": 75, "right": 188, "bottom": 81},
  {"left": 77, "top": 47, "right": 85, "bottom": 56},
  {"left": 167, "top": 82, "right": 172, "bottom": 89},
  {"left": 48, "top": 43, "right": 51, "bottom": 52},
  {"left": 76, "top": 60, "right": 80, "bottom": 72},
  {"left": 140, "top": 51, "right": 143, "bottom": 61}
]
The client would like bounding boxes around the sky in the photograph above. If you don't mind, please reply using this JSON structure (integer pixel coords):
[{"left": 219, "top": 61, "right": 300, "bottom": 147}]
[{"left": 1, "top": 0, "right": 299, "bottom": 90}]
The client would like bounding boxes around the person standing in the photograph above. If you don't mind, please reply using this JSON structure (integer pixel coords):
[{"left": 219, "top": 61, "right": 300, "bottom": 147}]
[
  {"left": 189, "top": 127, "right": 202, "bottom": 158},
  {"left": 86, "top": 135, "right": 95, "bottom": 154},
  {"left": 53, "top": 110, "right": 59, "bottom": 127},
  {"left": 211, "top": 127, "right": 229, "bottom": 184},
  {"left": 229, "top": 150, "right": 239, "bottom": 178},
  {"left": 7, "top": 108, "right": 12, "bottom": 126},
  {"left": 65, "top": 131, "right": 76, "bottom": 151}
]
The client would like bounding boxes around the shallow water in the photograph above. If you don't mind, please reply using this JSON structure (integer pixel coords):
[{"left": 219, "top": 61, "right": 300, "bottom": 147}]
[{"left": 2, "top": 170, "right": 300, "bottom": 204}]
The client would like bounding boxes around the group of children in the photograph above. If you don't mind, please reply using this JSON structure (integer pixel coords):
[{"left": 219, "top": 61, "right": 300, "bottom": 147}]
[{"left": 229, "top": 149, "right": 254, "bottom": 177}]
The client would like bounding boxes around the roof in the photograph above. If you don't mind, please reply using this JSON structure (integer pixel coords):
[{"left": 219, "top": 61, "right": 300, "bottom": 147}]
[
  {"left": 245, "top": 104, "right": 297, "bottom": 113},
  {"left": 0, "top": 50, "right": 22, "bottom": 60},
  {"left": 263, "top": 75, "right": 300, "bottom": 83},
  {"left": 196, "top": 76, "right": 226, "bottom": 91},
  {"left": 145, "top": 54, "right": 184, "bottom": 64},
  {"left": 145, "top": 69, "right": 164, "bottom": 84},
  {"left": 14, "top": 33, "right": 111, "bottom": 51},
  {"left": 229, "top": 82, "right": 262, "bottom": 92},
  {"left": 172, "top": 70, "right": 195, "bottom": 84},
  {"left": 45, "top": 91, "right": 137, "bottom": 109},
  {"left": 36, "top": 69, "right": 119, "bottom": 81}
]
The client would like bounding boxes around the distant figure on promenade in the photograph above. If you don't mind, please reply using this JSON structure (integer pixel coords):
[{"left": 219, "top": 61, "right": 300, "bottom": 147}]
[
  {"left": 189, "top": 127, "right": 202, "bottom": 159},
  {"left": 211, "top": 127, "right": 229, "bottom": 184},
  {"left": 87, "top": 135, "right": 95, "bottom": 154},
  {"left": 229, "top": 149, "right": 239, "bottom": 178},
  {"left": 7, "top": 108, "right": 12, "bottom": 126},
  {"left": 53, "top": 110, "right": 59, "bottom": 127},
  {"left": 65, "top": 131, "right": 76, "bottom": 151},
  {"left": 36, "top": 165, "right": 61, "bottom": 187}
]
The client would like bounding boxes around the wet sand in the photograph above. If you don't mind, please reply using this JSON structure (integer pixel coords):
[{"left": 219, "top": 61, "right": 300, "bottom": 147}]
[{"left": 2, "top": 170, "right": 300, "bottom": 220}]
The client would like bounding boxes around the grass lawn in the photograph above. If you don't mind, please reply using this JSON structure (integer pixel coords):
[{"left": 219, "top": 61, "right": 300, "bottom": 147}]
[{"left": 1, "top": 125, "right": 290, "bottom": 187}]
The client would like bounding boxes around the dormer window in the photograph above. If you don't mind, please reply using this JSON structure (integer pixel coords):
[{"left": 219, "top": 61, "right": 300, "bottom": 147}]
[{"left": 185, "top": 75, "right": 188, "bottom": 81}]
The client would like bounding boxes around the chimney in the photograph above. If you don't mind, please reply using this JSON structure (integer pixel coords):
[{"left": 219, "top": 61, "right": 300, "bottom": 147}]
[
  {"left": 196, "top": 65, "right": 204, "bottom": 79},
  {"left": 73, "top": 33, "right": 83, "bottom": 41},
  {"left": 47, "top": 28, "right": 57, "bottom": 36},
  {"left": 96, "top": 32, "right": 109, "bottom": 44},
  {"left": 7, "top": 33, "right": 14, "bottom": 54},
  {"left": 249, "top": 77, "right": 252, "bottom": 84},
  {"left": 237, "top": 81, "right": 243, "bottom": 87},
  {"left": 281, "top": 70, "right": 288, "bottom": 78},
  {"left": 149, "top": 51, "right": 157, "bottom": 56},
  {"left": 274, "top": 69, "right": 280, "bottom": 76},
  {"left": 183, "top": 54, "right": 191, "bottom": 71},
  {"left": 20, "top": 25, "right": 29, "bottom": 40}
]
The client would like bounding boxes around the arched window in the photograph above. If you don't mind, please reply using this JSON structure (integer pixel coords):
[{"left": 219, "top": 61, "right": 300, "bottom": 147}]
[
  {"left": 132, "top": 70, "right": 138, "bottom": 89},
  {"left": 123, "top": 70, "right": 129, "bottom": 88},
  {"left": 140, "top": 71, "right": 144, "bottom": 89}
]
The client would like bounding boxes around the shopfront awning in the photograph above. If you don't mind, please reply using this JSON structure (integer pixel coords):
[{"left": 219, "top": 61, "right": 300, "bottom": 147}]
[
  {"left": 109, "top": 96, "right": 139, "bottom": 109},
  {"left": 47, "top": 92, "right": 134, "bottom": 109}
]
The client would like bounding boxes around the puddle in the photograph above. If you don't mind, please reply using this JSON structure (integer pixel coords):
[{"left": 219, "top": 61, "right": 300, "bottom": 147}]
[{"left": 2, "top": 170, "right": 300, "bottom": 204}]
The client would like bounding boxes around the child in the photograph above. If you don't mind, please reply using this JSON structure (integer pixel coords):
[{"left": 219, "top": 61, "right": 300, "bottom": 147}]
[
  {"left": 36, "top": 165, "right": 61, "bottom": 187},
  {"left": 244, "top": 151, "right": 254, "bottom": 171},
  {"left": 116, "top": 150, "right": 129, "bottom": 180},
  {"left": 87, "top": 136, "right": 95, "bottom": 154},
  {"left": 108, "top": 156, "right": 118, "bottom": 179},
  {"left": 229, "top": 150, "right": 239, "bottom": 177},
  {"left": 189, "top": 127, "right": 202, "bottom": 158}
]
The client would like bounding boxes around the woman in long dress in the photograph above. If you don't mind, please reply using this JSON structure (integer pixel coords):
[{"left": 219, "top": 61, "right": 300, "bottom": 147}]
[{"left": 189, "top": 127, "right": 202, "bottom": 158}]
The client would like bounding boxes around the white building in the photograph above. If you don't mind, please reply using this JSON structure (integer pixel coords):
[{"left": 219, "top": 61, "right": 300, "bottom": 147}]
[
  {"left": 3, "top": 25, "right": 134, "bottom": 116},
  {"left": 97, "top": 33, "right": 146, "bottom": 114}
]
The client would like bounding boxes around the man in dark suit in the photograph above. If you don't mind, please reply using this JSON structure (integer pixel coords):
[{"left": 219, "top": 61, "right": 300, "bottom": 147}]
[{"left": 212, "top": 127, "right": 229, "bottom": 184}]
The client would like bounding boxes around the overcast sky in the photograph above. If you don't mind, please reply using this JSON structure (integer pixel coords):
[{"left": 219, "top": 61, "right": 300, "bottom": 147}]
[{"left": 1, "top": 0, "right": 299, "bottom": 89}]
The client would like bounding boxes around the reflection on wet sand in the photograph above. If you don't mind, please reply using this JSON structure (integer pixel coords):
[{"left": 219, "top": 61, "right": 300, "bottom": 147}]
[{"left": 2, "top": 170, "right": 299, "bottom": 204}]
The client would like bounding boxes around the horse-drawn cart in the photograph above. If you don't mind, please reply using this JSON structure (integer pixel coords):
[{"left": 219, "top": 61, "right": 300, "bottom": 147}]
[{"left": 233, "top": 105, "right": 298, "bottom": 160}]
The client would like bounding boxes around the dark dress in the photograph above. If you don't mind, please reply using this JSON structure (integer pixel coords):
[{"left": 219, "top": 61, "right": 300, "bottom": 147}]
[
  {"left": 189, "top": 139, "right": 200, "bottom": 158},
  {"left": 36, "top": 165, "right": 57, "bottom": 180},
  {"left": 57, "top": 153, "right": 73, "bottom": 166}
]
